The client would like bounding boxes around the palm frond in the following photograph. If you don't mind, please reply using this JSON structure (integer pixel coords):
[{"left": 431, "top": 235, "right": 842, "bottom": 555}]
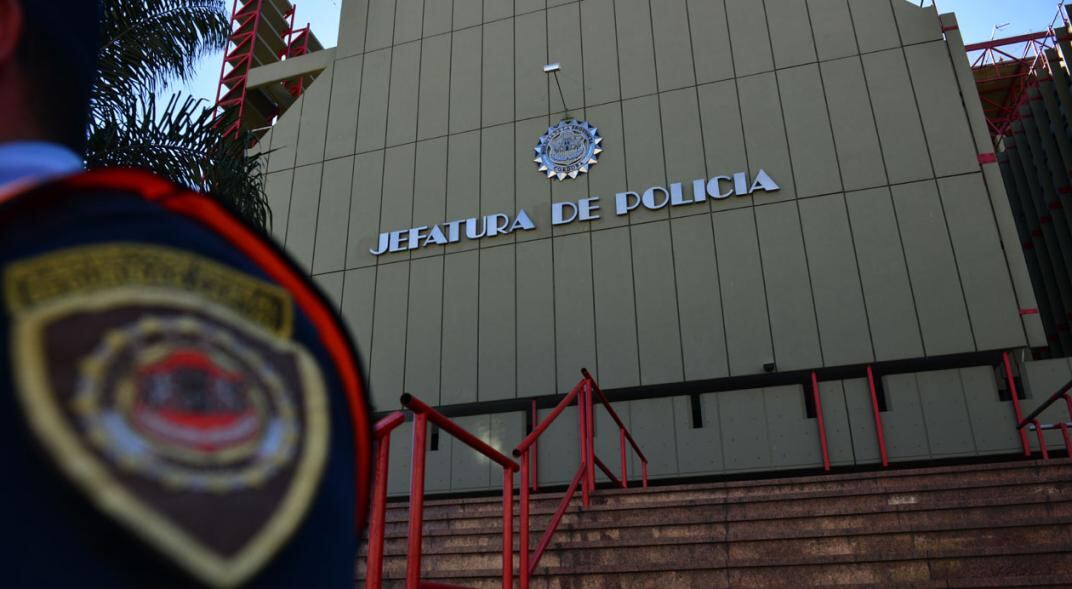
[
  {"left": 86, "top": 93, "right": 271, "bottom": 229},
  {"left": 96, "top": 0, "right": 229, "bottom": 104}
]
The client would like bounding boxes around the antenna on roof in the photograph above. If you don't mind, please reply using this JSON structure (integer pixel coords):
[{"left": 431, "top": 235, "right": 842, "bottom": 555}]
[
  {"left": 544, "top": 63, "right": 571, "bottom": 120},
  {"left": 991, "top": 23, "right": 1011, "bottom": 40}
]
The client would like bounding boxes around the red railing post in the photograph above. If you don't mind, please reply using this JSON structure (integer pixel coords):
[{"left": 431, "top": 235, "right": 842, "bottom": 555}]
[
  {"left": 405, "top": 412, "right": 428, "bottom": 589},
  {"left": 585, "top": 380, "right": 596, "bottom": 493},
  {"left": 866, "top": 366, "right": 889, "bottom": 468},
  {"left": 810, "top": 371, "right": 831, "bottom": 471},
  {"left": 501, "top": 467, "right": 513, "bottom": 589},
  {"left": 366, "top": 434, "right": 391, "bottom": 589},
  {"left": 619, "top": 428, "right": 628, "bottom": 488},
  {"left": 519, "top": 451, "right": 530, "bottom": 589},
  {"left": 642, "top": 461, "right": 648, "bottom": 488},
  {"left": 1003, "top": 351, "right": 1033, "bottom": 456},
  {"left": 578, "top": 388, "right": 590, "bottom": 508},
  {"left": 1059, "top": 423, "right": 1072, "bottom": 455},
  {"left": 1033, "top": 419, "right": 1050, "bottom": 460},
  {"left": 531, "top": 399, "right": 539, "bottom": 492}
]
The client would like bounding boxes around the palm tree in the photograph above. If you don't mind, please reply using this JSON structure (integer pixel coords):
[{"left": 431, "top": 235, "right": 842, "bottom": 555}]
[{"left": 85, "top": 0, "right": 270, "bottom": 228}]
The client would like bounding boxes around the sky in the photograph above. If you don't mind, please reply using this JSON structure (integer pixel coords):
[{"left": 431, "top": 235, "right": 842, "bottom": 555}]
[{"left": 172, "top": 0, "right": 1067, "bottom": 109}]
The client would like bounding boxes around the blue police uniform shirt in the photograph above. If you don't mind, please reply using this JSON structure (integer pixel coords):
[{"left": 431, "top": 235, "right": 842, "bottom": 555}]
[
  {"left": 0, "top": 141, "right": 85, "bottom": 193},
  {"left": 0, "top": 152, "right": 369, "bottom": 588}
]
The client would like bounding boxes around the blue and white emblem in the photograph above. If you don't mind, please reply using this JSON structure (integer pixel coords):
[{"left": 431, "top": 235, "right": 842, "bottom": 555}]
[{"left": 534, "top": 119, "right": 603, "bottom": 180}]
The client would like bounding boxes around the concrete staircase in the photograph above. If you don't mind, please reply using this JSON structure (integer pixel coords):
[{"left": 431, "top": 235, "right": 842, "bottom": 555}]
[{"left": 357, "top": 459, "right": 1072, "bottom": 588}]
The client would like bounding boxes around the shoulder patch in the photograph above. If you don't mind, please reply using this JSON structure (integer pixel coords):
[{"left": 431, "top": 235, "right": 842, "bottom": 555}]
[{"left": 7, "top": 246, "right": 328, "bottom": 588}]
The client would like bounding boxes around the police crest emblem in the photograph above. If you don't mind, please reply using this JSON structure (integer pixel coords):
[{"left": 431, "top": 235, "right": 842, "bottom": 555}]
[
  {"left": 5, "top": 245, "right": 329, "bottom": 588},
  {"left": 534, "top": 118, "right": 603, "bottom": 180}
]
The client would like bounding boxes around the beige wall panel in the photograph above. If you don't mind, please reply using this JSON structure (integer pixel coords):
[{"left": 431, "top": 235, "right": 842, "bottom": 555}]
[
  {"left": 725, "top": 0, "right": 774, "bottom": 77},
  {"left": 591, "top": 227, "right": 641, "bottom": 389},
  {"left": 844, "top": 187, "right": 924, "bottom": 361},
  {"left": 481, "top": 124, "right": 516, "bottom": 246},
  {"left": 445, "top": 131, "right": 482, "bottom": 253},
  {"left": 547, "top": 3, "right": 585, "bottom": 114},
  {"left": 671, "top": 215, "right": 729, "bottom": 381},
  {"left": 296, "top": 67, "right": 334, "bottom": 167},
  {"left": 554, "top": 234, "right": 598, "bottom": 392},
  {"left": 325, "top": 56, "right": 363, "bottom": 160},
  {"left": 356, "top": 48, "right": 392, "bottom": 153},
  {"left": 862, "top": 48, "right": 933, "bottom": 184},
  {"left": 614, "top": 0, "right": 658, "bottom": 99},
  {"left": 411, "top": 137, "right": 449, "bottom": 259},
  {"left": 516, "top": 11, "right": 550, "bottom": 119},
  {"left": 365, "top": 0, "right": 397, "bottom": 51},
  {"left": 378, "top": 144, "right": 416, "bottom": 248},
  {"left": 346, "top": 151, "right": 385, "bottom": 269},
  {"left": 517, "top": 0, "right": 545, "bottom": 15},
  {"left": 313, "top": 157, "right": 356, "bottom": 274},
  {"left": 454, "top": 0, "right": 482, "bottom": 29},
  {"left": 338, "top": 0, "right": 369, "bottom": 58},
  {"left": 713, "top": 209, "right": 774, "bottom": 376},
  {"left": 387, "top": 41, "right": 422, "bottom": 146},
  {"left": 661, "top": 88, "right": 708, "bottom": 218},
  {"left": 959, "top": 366, "right": 1021, "bottom": 454},
  {"left": 485, "top": 0, "right": 512, "bottom": 22},
  {"left": 450, "top": 27, "right": 483, "bottom": 133},
  {"left": 622, "top": 95, "right": 669, "bottom": 223},
  {"left": 418, "top": 34, "right": 452, "bottom": 140},
  {"left": 847, "top": 0, "right": 899, "bottom": 54},
  {"left": 767, "top": 0, "right": 818, "bottom": 69},
  {"left": 483, "top": 19, "right": 515, "bottom": 127},
  {"left": 937, "top": 174, "right": 1025, "bottom": 351},
  {"left": 916, "top": 369, "right": 976, "bottom": 456},
  {"left": 405, "top": 256, "right": 444, "bottom": 403},
  {"left": 738, "top": 73, "right": 795, "bottom": 203},
  {"left": 755, "top": 202, "right": 823, "bottom": 371},
  {"left": 892, "top": 180, "right": 975, "bottom": 356},
  {"left": 808, "top": 0, "right": 858, "bottom": 61},
  {"left": 515, "top": 117, "right": 553, "bottom": 240},
  {"left": 266, "top": 170, "right": 293, "bottom": 241},
  {"left": 699, "top": 80, "right": 750, "bottom": 213},
  {"left": 441, "top": 250, "right": 480, "bottom": 404},
  {"left": 342, "top": 266, "right": 377, "bottom": 371},
  {"left": 674, "top": 394, "right": 724, "bottom": 473},
  {"left": 651, "top": 0, "right": 696, "bottom": 92},
  {"left": 267, "top": 94, "right": 302, "bottom": 173},
  {"left": 286, "top": 164, "right": 323, "bottom": 271},
  {"left": 627, "top": 398, "right": 677, "bottom": 477},
  {"left": 821, "top": 56, "right": 887, "bottom": 191},
  {"left": 717, "top": 388, "right": 771, "bottom": 471},
  {"left": 424, "top": 0, "right": 451, "bottom": 36},
  {"left": 479, "top": 245, "right": 517, "bottom": 400},
  {"left": 799, "top": 194, "right": 874, "bottom": 366},
  {"left": 451, "top": 415, "right": 492, "bottom": 490},
  {"left": 632, "top": 221, "right": 686, "bottom": 384},
  {"left": 516, "top": 239, "right": 557, "bottom": 398},
  {"left": 688, "top": 0, "right": 734, "bottom": 84},
  {"left": 369, "top": 261, "right": 409, "bottom": 409},
  {"left": 778, "top": 64, "right": 842, "bottom": 198},
  {"left": 394, "top": 0, "right": 424, "bottom": 43},
  {"left": 586, "top": 103, "right": 628, "bottom": 231},
  {"left": 313, "top": 272, "right": 344, "bottom": 311},
  {"left": 536, "top": 406, "right": 580, "bottom": 484},
  {"left": 580, "top": 0, "right": 620, "bottom": 107},
  {"left": 904, "top": 41, "right": 979, "bottom": 177},
  {"left": 889, "top": 0, "right": 941, "bottom": 46}
]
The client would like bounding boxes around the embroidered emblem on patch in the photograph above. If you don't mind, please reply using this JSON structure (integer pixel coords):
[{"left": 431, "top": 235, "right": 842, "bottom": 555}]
[{"left": 8, "top": 248, "right": 328, "bottom": 589}]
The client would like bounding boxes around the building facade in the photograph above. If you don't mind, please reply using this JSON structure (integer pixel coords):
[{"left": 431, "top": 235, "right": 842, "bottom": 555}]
[{"left": 251, "top": 0, "right": 1066, "bottom": 494}]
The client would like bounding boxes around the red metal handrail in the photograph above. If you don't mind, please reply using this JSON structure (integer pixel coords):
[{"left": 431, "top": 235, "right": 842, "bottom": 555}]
[
  {"left": 364, "top": 396, "right": 518, "bottom": 589},
  {"left": 1015, "top": 375, "right": 1072, "bottom": 458},
  {"left": 512, "top": 370, "right": 648, "bottom": 589}
]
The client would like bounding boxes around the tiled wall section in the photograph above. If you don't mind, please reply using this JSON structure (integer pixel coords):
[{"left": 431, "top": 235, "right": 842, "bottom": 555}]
[{"left": 261, "top": 0, "right": 1032, "bottom": 414}]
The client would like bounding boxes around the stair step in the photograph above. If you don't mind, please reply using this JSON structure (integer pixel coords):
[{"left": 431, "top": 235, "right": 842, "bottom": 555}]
[{"left": 361, "top": 501, "right": 1071, "bottom": 556}]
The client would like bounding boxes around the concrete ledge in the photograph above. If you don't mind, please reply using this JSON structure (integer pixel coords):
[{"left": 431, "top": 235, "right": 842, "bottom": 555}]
[{"left": 246, "top": 47, "right": 335, "bottom": 89}]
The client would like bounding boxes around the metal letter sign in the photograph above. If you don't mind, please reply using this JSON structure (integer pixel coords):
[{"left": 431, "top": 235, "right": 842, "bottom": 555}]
[{"left": 534, "top": 119, "right": 603, "bottom": 180}]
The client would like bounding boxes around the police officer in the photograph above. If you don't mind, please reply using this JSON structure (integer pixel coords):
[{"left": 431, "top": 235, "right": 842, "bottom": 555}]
[{"left": 0, "top": 1, "right": 372, "bottom": 587}]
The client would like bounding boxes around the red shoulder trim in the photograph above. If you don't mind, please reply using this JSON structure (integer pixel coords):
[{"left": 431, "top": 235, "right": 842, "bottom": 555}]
[{"left": 61, "top": 169, "right": 373, "bottom": 531}]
